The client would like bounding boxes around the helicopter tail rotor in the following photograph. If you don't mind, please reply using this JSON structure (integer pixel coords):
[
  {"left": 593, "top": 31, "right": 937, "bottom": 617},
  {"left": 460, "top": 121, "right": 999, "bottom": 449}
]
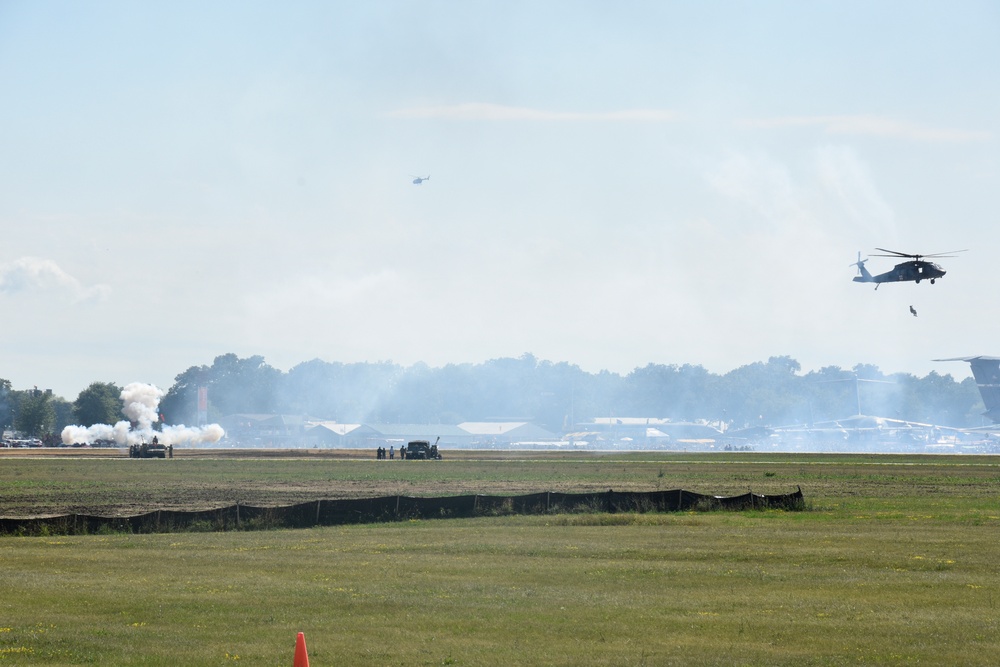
[
  {"left": 850, "top": 252, "right": 868, "bottom": 274},
  {"left": 851, "top": 251, "right": 874, "bottom": 283}
]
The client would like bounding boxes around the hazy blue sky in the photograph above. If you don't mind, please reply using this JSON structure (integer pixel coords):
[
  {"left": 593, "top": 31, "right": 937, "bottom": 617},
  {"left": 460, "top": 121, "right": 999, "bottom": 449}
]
[{"left": 2, "top": 1, "right": 998, "bottom": 399}]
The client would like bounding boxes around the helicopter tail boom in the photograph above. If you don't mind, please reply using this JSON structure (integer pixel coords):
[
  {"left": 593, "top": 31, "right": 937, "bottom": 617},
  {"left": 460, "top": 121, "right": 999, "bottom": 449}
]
[{"left": 852, "top": 252, "right": 874, "bottom": 283}]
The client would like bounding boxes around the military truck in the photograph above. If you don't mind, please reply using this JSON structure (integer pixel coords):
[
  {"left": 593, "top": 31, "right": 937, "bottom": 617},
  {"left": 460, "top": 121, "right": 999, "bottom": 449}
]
[{"left": 402, "top": 438, "right": 442, "bottom": 460}]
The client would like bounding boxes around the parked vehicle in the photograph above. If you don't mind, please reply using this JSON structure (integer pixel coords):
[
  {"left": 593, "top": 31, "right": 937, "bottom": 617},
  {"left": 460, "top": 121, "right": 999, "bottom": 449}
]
[
  {"left": 129, "top": 438, "right": 172, "bottom": 459},
  {"left": 402, "top": 438, "right": 441, "bottom": 460}
]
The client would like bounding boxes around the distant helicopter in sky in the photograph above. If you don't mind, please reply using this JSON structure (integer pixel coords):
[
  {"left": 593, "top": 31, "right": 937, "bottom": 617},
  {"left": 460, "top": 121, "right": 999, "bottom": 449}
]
[
  {"left": 851, "top": 248, "right": 966, "bottom": 290},
  {"left": 411, "top": 175, "right": 430, "bottom": 185}
]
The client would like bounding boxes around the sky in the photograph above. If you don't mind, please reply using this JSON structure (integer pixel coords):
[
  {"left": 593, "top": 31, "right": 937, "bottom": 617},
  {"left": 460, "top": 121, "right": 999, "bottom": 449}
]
[{"left": 1, "top": 1, "right": 998, "bottom": 399}]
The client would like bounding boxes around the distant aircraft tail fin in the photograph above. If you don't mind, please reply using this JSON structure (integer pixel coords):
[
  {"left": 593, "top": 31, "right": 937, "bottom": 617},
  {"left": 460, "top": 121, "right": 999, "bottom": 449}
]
[{"left": 936, "top": 356, "right": 1000, "bottom": 423}]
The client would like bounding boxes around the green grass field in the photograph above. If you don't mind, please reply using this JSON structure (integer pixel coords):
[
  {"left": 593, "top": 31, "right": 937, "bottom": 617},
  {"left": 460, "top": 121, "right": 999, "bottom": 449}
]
[{"left": 2, "top": 452, "right": 999, "bottom": 665}]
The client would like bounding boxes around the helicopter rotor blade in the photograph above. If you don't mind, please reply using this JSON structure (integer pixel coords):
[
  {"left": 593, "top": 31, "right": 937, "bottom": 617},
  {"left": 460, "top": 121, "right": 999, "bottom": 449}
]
[
  {"left": 872, "top": 248, "right": 967, "bottom": 260},
  {"left": 918, "top": 249, "right": 968, "bottom": 258},
  {"left": 873, "top": 248, "right": 916, "bottom": 257}
]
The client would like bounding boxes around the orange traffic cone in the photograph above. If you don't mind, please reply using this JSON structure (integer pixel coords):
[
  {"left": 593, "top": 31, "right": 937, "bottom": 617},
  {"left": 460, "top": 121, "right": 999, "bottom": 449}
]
[{"left": 294, "top": 632, "right": 309, "bottom": 667}]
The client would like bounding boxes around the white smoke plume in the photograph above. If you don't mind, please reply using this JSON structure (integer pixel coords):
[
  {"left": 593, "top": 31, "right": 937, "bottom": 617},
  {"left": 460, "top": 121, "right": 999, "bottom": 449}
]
[
  {"left": 61, "top": 421, "right": 132, "bottom": 445},
  {"left": 61, "top": 382, "right": 225, "bottom": 447},
  {"left": 120, "top": 382, "right": 164, "bottom": 430},
  {"left": 160, "top": 423, "right": 226, "bottom": 445}
]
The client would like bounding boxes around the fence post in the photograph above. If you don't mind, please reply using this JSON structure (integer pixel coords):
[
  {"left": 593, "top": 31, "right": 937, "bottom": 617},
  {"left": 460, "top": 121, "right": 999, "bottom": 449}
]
[
  {"left": 236, "top": 501, "right": 240, "bottom": 528},
  {"left": 315, "top": 499, "right": 322, "bottom": 526}
]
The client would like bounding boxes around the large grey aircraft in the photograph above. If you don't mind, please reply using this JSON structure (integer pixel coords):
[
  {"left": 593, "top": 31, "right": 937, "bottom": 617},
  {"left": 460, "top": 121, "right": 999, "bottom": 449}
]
[{"left": 935, "top": 356, "right": 1000, "bottom": 423}]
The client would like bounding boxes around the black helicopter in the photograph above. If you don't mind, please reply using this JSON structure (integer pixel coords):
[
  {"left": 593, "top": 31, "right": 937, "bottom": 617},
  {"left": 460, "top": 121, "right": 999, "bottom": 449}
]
[
  {"left": 411, "top": 175, "right": 430, "bottom": 185},
  {"left": 852, "top": 248, "right": 965, "bottom": 289}
]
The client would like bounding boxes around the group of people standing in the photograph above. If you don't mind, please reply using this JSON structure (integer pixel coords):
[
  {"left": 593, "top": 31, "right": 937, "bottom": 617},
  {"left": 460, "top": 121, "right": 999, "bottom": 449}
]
[{"left": 375, "top": 445, "right": 408, "bottom": 460}]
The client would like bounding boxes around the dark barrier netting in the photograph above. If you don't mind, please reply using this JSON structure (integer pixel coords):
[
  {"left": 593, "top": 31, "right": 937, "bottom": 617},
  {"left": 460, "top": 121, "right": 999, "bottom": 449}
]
[
  {"left": 160, "top": 507, "right": 239, "bottom": 531},
  {"left": 317, "top": 496, "right": 399, "bottom": 526},
  {"left": 0, "top": 487, "right": 803, "bottom": 535},
  {"left": 681, "top": 489, "right": 709, "bottom": 509},
  {"left": 275, "top": 501, "right": 319, "bottom": 529},
  {"left": 0, "top": 514, "right": 73, "bottom": 534},
  {"left": 396, "top": 494, "right": 479, "bottom": 520}
]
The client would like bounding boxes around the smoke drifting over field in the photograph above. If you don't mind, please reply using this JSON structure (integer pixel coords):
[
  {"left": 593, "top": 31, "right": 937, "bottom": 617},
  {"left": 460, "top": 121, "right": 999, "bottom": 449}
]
[{"left": 61, "top": 382, "right": 224, "bottom": 446}]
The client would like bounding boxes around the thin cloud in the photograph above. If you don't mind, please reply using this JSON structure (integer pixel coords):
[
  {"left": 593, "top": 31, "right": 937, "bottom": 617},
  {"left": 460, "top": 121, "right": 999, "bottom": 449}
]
[
  {"left": 814, "top": 145, "right": 895, "bottom": 236},
  {"left": 387, "top": 102, "right": 682, "bottom": 122},
  {"left": 0, "top": 257, "right": 111, "bottom": 302},
  {"left": 741, "top": 114, "right": 992, "bottom": 142}
]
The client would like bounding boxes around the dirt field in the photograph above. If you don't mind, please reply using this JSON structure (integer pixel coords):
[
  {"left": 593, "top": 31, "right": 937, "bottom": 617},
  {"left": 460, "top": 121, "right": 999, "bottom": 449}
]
[
  {"left": 4, "top": 447, "right": 994, "bottom": 519},
  {"left": 1, "top": 447, "right": 704, "bottom": 517}
]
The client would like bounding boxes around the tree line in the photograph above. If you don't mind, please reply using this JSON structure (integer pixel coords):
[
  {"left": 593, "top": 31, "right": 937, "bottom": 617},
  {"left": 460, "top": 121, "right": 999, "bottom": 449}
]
[{"left": 4, "top": 353, "right": 982, "bottom": 440}]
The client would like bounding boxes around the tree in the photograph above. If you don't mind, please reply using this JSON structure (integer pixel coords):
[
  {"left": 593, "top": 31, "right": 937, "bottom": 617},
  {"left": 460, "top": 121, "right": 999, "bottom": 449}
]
[
  {"left": 161, "top": 363, "right": 212, "bottom": 424},
  {"left": 801, "top": 366, "right": 857, "bottom": 422},
  {"left": 720, "top": 356, "right": 806, "bottom": 427},
  {"left": 161, "top": 353, "right": 282, "bottom": 422},
  {"left": 73, "top": 382, "right": 123, "bottom": 426},
  {"left": 14, "top": 388, "right": 56, "bottom": 437},
  {"left": 51, "top": 396, "right": 74, "bottom": 436},
  {"left": 279, "top": 358, "right": 401, "bottom": 421},
  {"left": 157, "top": 352, "right": 990, "bottom": 433},
  {"left": 622, "top": 363, "right": 715, "bottom": 421}
]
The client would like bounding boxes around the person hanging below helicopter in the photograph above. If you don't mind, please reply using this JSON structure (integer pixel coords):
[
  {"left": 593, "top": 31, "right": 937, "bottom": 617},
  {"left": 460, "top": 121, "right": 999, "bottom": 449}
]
[{"left": 909, "top": 305, "right": 917, "bottom": 317}]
